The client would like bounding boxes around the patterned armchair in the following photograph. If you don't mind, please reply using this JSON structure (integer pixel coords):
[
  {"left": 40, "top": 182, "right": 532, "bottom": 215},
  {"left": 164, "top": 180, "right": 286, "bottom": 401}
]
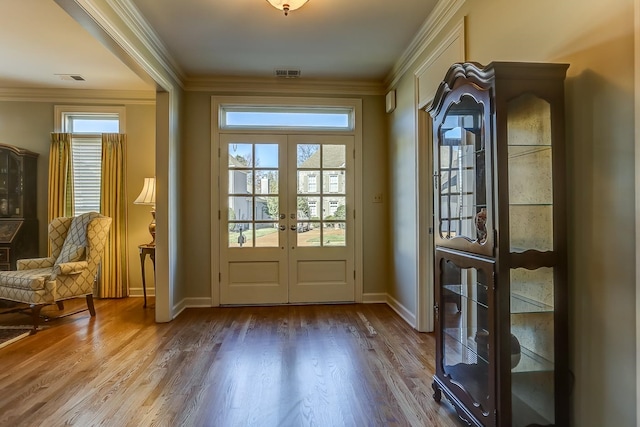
[{"left": 0, "top": 212, "right": 111, "bottom": 333}]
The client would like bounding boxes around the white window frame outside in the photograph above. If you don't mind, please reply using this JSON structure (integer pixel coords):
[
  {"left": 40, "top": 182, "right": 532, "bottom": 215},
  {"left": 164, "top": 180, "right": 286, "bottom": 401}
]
[
  {"left": 329, "top": 174, "right": 339, "bottom": 193},
  {"left": 329, "top": 200, "right": 339, "bottom": 216},
  {"left": 308, "top": 175, "right": 317, "bottom": 193}
]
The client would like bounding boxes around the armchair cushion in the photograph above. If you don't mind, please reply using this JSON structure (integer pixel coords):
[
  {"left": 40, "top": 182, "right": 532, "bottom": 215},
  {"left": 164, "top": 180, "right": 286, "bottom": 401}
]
[{"left": 0, "top": 267, "right": 52, "bottom": 291}]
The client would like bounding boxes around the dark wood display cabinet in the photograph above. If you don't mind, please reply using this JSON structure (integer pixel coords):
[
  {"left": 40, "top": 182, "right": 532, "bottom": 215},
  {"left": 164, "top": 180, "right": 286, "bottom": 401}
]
[
  {"left": 428, "top": 62, "right": 570, "bottom": 427},
  {"left": 0, "top": 143, "right": 38, "bottom": 270}
]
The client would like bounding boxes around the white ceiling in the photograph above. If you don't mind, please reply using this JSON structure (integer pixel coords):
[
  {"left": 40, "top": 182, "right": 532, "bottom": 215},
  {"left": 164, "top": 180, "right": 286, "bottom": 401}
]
[{"left": 0, "top": 0, "right": 439, "bottom": 91}]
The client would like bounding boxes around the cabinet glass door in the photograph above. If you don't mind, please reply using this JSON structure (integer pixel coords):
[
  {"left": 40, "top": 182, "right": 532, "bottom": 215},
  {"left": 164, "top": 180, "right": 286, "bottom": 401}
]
[
  {"left": 507, "top": 93, "right": 557, "bottom": 426},
  {"left": 510, "top": 267, "right": 555, "bottom": 427},
  {"left": 0, "top": 151, "right": 21, "bottom": 218},
  {"left": 434, "top": 92, "right": 492, "bottom": 256},
  {"left": 436, "top": 250, "right": 495, "bottom": 424}
]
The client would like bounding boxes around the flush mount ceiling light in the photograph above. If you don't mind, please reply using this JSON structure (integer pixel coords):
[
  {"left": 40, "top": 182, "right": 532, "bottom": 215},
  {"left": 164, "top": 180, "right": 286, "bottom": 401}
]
[{"left": 266, "top": 0, "right": 309, "bottom": 16}]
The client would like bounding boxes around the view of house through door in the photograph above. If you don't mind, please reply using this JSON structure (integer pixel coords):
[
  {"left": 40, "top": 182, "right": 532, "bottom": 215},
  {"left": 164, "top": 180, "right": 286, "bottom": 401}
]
[{"left": 219, "top": 134, "right": 355, "bottom": 305}]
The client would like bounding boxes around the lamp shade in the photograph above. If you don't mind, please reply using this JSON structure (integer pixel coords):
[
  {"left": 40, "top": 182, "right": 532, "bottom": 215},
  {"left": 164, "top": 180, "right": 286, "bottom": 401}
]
[
  {"left": 266, "top": 0, "right": 308, "bottom": 15},
  {"left": 134, "top": 177, "right": 156, "bottom": 206}
]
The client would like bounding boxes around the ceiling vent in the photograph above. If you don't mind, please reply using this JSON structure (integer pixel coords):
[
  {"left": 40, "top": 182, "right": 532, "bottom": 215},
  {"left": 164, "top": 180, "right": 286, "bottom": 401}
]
[
  {"left": 56, "top": 74, "right": 86, "bottom": 81},
  {"left": 274, "top": 68, "right": 301, "bottom": 78}
]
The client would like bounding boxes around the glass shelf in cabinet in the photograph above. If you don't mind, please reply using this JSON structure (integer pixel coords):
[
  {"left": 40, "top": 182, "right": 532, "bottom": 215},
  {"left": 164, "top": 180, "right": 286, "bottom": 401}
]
[
  {"left": 443, "top": 284, "right": 489, "bottom": 309},
  {"left": 510, "top": 293, "right": 553, "bottom": 314},
  {"left": 443, "top": 327, "right": 489, "bottom": 365},
  {"left": 511, "top": 345, "right": 554, "bottom": 373}
]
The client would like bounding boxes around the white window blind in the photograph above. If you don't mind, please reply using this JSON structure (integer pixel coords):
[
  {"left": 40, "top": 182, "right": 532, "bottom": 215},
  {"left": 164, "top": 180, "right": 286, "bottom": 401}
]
[{"left": 71, "top": 136, "right": 102, "bottom": 215}]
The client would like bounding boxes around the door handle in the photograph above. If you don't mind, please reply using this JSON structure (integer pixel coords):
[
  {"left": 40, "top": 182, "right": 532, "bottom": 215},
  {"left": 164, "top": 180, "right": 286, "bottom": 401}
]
[
  {"left": 279, "top": 225, "right": 286, "bottom": 231},
  {"left": 290, "top": 225, "right": 297, "bottom": 231},
  {"left": 279, "top": 213, "right": 286, "bottom": 220}
]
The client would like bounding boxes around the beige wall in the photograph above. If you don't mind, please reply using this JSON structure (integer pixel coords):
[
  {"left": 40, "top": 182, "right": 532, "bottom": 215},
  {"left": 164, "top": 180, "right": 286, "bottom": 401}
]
[
  {"left": 387, "top": 0, "right": 635, "bottom": 425},
  {"left": 0, "top": 99, "right": 156, "bottom": 298},
  {"left": 180, "top": 91, "right": 389, "bottom": 302}
]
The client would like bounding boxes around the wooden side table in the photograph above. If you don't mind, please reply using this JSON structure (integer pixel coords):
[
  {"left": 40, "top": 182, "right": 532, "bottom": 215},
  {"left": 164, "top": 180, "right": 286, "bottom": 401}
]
[{"left": 138, "top": 244, "right": 155, "bottom": 308}]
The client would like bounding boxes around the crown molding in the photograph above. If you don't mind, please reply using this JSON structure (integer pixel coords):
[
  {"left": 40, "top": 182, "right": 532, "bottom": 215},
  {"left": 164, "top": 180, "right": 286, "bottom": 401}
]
[
  {"left": 185, "top": 76, "right": 386, "bottom": 96},
  {"left": 0, "top": 87, "right": 155, "bottom": 104},
  {"left": 385, "top": 0, "right": 467, "bottom": 90},
  {"left": 65, "top": 0, "right": 184, "bottom": 92},
  {"left": 107, "top": 0, "right": 186, "bottom": 87}
]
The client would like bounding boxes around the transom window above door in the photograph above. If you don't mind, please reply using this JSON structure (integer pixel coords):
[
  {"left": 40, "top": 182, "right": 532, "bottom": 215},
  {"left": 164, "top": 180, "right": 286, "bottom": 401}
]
[{"left": 219, "top": 105, "right": 354, "bottom": 131}]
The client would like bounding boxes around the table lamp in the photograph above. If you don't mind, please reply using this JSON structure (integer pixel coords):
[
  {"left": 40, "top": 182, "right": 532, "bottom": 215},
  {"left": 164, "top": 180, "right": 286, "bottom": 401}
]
[{"left": 134, "top": 177, "right": 156, "bottom": 246}]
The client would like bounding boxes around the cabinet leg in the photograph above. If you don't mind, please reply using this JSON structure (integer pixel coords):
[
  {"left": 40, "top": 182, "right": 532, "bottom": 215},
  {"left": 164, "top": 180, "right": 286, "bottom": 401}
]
[{"left": 432, "top": 381, "right": 442, "bottom": 402}]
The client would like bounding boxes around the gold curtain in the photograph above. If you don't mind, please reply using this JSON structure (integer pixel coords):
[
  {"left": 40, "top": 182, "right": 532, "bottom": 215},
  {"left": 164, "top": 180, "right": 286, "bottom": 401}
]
[
  {"left": 98, "top": 133, "right": 129, "bottom": 298},
  {"left": 48, "top": 133, "right": 74, "bottom": 222},
  {"left": 48, "top": 133, "right": 74, "bottom": 255}
]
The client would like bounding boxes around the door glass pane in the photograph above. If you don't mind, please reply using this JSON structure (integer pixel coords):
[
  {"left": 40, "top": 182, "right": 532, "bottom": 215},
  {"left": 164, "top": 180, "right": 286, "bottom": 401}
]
[
  {"left": 229, "top": 196, "right": 253, "bottom": 221},
  {"left": 255, "top": 223, "right": 279, "bottom": 247},
  {"left": 437, "top": 95, "right": 486, "bottom": 243},
  {"left": 440, "top": 258, "right": 491, "bottom": 413},
  {"left": 298, "top": 144, "right": 320, "bottom": 167},
  {"left": 254, "top": 170, "right": 277, "bottom": 195},
  {"left": 322, "top": 171, "right": 344, "bottom": 194},
  {"left": 324, "top": 197, "right": 345, "bottom": 219},
  {"left": 229, "top": 144, "right": 253, "bottom": 168},
  {"left": 324, "top": 223, "right": 345, "bottom": 246},
  {"left": 322, "top": 144, "right": 346, "bottom": 168},
  {"left": 229, "top": 223, "right": 253, "bottom": 248},
  {"left": 298, "top": 171, "right": 320, "bottom": 194},
  {"left": 298, "top": 196, "right": 320, "bottom": 220},
  {"left": 256, "top": 196, "right": 278, "bottom": 220},
  {"left": 297, "top": 222, "right": 321, "bottom": 247},
  {"left": 228, "top": 171, "right": 252, "bottom": 194},
  {"left": 255, "top": 144, "right": 278, "bottom": 168}
]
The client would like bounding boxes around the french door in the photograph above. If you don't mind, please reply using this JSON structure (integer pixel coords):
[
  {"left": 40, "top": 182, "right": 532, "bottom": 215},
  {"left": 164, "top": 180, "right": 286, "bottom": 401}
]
[{"left": 219, "top": 134, "right": 355, "bottom": 304}]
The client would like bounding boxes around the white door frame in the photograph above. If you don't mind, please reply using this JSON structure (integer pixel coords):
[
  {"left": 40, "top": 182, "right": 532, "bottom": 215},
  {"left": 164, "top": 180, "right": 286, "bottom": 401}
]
[{"left": 210, "top": 96, "right": 363, "bottom": 306}]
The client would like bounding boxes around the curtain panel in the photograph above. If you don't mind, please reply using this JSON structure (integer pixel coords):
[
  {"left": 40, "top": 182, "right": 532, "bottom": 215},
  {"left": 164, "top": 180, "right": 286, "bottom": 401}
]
[
  {"left": 99, "top": 133, "right": 129, "bottom": 298},
  {"left": 48, "top": 133, "right": 74, "bottom": 222}
]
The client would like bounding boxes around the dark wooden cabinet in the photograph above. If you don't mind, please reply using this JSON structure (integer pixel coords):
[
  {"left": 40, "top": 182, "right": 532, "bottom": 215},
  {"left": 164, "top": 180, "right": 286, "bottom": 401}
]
[
  {"left": 428, "top": 62, "right": 569, "bottom": 427},
  {"left": 0, "top": 144, "right": 38, "bottom": 270}
]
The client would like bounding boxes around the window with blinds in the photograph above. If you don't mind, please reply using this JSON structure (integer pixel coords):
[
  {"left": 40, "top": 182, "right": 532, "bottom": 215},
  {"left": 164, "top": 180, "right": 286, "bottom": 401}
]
[
  {"left": 55, "top": 107, "right": 124, "bottom": 216},
  {"left": 71, "top": 136, "right": 102, "bottom": 215}
]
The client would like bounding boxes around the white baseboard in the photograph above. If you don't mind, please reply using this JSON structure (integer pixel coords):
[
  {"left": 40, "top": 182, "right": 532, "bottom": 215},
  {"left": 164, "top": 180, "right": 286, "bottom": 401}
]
[
  {"left": 129, "top": 287, "right": 154, "bottom": 298},
  {"left": 161, "top": 294, "right": 417, "bottom": 329},
  {"left": 182, "top": 297, "right": 214, "bottom": 308},
  {"left": 362, "top": 292, "right": 387, "bottom": 303},
  {"left": 170, "top": 297, "right": 213, "bottom": 319},
  {"left": 385, "top": 294, "right": 417, "bottom": 328}
]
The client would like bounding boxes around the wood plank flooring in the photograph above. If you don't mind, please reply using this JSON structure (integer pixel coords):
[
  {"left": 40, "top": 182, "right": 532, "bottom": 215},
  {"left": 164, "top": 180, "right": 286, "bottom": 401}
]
[{"left": 0, "top": 298, "right": 461, "bottom": 427}]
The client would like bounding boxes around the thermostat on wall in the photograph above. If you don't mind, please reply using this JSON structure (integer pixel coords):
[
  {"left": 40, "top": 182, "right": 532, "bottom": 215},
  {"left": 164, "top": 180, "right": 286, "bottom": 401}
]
[{"left": 385, "top": 90, "right": 396, "bottom": 113}]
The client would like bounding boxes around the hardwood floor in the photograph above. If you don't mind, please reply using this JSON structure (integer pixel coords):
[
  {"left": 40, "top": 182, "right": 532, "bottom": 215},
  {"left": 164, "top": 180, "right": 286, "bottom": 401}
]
[{"left": 0, "top": 298, "right": 462, "bottom": 426}]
